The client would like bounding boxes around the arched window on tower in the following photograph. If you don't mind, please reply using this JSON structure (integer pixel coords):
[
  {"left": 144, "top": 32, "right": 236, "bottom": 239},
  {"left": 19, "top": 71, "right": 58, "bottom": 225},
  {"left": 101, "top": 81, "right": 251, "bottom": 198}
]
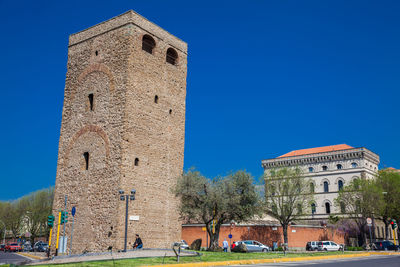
[
  {"left": 325, "top": 202, "right": 331, "bottom": 214},
  {"left": 322, "top": 165, "right": 328, "bottom": 171},
  {"left": 324, "top": 181, "right": 329, "bottom": 193},
  {"left": 338, "top": 180, "right": 344, "bottom": 191},
  {"left": 337, "top": 164, "right": 343, "bottom": 170},
  {"left": 166, "top": 48, "right": 178, "bottom": 65},
  {"left": 352, "top": 162, "right": 358, "bottom": 168},
  {"left": 142, "top": 35, "right": 156, "bottom": 54},
  {"left": 308, "top": 167, "right": 314, "bottom": 173}
]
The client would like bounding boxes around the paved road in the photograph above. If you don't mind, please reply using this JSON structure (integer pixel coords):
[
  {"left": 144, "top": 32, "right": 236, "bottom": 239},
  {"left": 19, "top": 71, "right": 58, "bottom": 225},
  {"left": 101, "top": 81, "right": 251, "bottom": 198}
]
[
  {"left": 233, "top": 255, "right": 400, "bottom": 266},
  {"left": 0, "top": 251, "right": 32, "bottom": 265}
]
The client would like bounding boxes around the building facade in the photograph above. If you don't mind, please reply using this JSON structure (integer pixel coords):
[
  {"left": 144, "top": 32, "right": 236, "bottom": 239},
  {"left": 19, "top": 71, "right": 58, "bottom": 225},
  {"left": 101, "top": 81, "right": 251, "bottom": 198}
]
[
  {"left": 262, "top": 144, "right": 380, "bottom": 220},
  {"left": 52, "top": 10, "right": 187, "bottom": 253}
]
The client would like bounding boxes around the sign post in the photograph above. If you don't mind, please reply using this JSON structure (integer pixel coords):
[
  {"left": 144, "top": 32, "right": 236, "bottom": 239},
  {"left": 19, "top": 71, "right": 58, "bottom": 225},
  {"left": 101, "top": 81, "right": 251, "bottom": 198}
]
[
  {"left": 69, "top": 206, "right": 76, "bottom": 256},
  {"left": 367, "top": 217, "right": 372, "bottom": 249}
]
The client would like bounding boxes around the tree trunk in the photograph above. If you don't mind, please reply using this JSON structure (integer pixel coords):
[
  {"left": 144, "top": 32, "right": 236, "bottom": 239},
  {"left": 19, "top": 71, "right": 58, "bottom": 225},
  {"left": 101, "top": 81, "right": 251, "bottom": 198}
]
[
  {"left": 208, "top": 223, "right": 221, "bottom": 251},
  {"left": 282, "top": 223, "right": 288, "bottom": 249}
]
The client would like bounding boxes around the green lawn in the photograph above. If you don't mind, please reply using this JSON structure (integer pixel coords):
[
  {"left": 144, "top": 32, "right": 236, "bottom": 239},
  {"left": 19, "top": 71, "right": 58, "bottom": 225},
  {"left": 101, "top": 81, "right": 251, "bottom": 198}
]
[{"left": 35, "top": 251, "right": 356, "bottom": 267}]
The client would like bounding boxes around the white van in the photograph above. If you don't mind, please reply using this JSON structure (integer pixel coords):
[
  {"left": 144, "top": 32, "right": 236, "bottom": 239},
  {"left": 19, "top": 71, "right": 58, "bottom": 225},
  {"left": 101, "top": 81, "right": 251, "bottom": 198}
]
[{"left": 317, "top": 241, "right": 342, "bottom": 251}]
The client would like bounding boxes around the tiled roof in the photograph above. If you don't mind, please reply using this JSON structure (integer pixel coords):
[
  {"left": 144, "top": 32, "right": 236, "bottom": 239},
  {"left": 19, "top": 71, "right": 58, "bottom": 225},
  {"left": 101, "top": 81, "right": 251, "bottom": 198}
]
[{"left": 278, "top": 144, "right": 354, "bottom": 158}]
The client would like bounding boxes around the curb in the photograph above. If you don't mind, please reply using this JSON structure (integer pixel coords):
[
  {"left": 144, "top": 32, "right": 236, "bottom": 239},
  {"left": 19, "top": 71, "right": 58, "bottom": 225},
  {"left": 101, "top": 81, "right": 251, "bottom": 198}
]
[
  {"left": 17, "top": 252, "right": 46, "bottom": 260},
  {"left": 152, "top": 252, "right": 400, "bottom": 267}
]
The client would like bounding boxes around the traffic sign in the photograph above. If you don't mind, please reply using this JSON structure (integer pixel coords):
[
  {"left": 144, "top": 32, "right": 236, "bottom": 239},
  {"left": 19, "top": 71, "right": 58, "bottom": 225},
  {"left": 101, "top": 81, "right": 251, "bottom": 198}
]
[
  {"left": 367, "top": 217, "right": 372, "bottom": 226},
  {"left": 71, "top": 206, "right": 76, "bottom": 217},
  {"left": 228, "top": 234, "right": 232, "bottom": 239}
]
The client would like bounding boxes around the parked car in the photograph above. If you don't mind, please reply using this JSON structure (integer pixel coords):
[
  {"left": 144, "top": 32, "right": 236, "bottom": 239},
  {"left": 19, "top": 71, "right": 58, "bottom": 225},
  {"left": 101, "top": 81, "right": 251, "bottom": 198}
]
[
  {"left": 317, "top": 241, "right": 342, "bottom": 251},
  {"left": 22, "top": 242, "right": 33, "bottom": 252},
  {"left": 0, "top": 244, "right": 5, "bottom": 251},
  {"left": 33, "top": 241, "right": 49, "bottom": 252},
  {"left": 5, "top": 243, "right": 22, "bottom": 252},
  {"left": 373, "top": 241, "right": 399, "bottom": 251},
  {"left": 306, "top": 241, "right": 319, "bottom": 251},
  {"left": 233, "top": 240, "right": 270, "bottom": 252}
]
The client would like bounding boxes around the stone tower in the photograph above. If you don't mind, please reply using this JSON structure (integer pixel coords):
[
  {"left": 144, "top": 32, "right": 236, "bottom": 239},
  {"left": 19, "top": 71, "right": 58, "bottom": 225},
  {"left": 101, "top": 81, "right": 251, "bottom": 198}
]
[{"left": 52, "top": 10, "right": 187, "bottom": 253}]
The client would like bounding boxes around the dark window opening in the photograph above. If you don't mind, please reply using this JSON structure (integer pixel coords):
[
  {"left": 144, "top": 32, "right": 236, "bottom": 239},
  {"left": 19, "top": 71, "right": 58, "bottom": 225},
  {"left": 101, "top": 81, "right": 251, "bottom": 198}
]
[
  {"left": 324, "top": 181, "right": 329, "bottom": 193},
  {"left": 337, "top": 164, "right": 342, "bottom": 170},
  {"left": 142, "top": 35, "right": 156, "bottom": 54},
  {"left": 310, "top": 183, "right": 315, "bottom": 193},
  {"left": 169, "top": 109, "right": 172, "bottom": 114},
  {"left": 166, "top": 48, "right": 178, "bottom": 65},
  {"left": 309, "top": 167, "right": 314, "bottom": 173},
  {"left": 95, "top": 50, "right": 98, "bottom": 56},
  {"left": 311, "top": 203, "right": 316, "bottom": 214},
  {"left": 325, "top": 202, "right": 331, "bottom": 214},
  {"left": 322, "top": 165, "right": 328, "bottom": 171},
  {"left": 83, "top": 152, "right": 89, "bottom": 170},
  {"left": 338, "top": 180, "right": 343, "bottom": 191},
  {"left": 134, "top": 158, "right": 139, "bottom": 166},
  {"left": 340, "top": 202, "right": 345, "bottom": 213},
  {"left": 88, "top": 94, "right": 94, "bottom": 111},
  {"left": 154, "top": 95, "right": 158, "bottom": 104}
]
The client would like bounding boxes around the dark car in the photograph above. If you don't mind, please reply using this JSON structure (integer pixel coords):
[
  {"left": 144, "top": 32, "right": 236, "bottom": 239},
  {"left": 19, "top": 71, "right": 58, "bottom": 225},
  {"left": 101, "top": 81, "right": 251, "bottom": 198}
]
[
  {"left": 5, "top": 243, "right": 22, "bottom": 252},
  {"left": 33, "top": 241, "right": 49, "bottom": 252},
  {"left": 0, "top": 244, "right": 5, "bottom": 251},
  {"left": 373, "top": 241, "right": 399, "bottom": 251}
]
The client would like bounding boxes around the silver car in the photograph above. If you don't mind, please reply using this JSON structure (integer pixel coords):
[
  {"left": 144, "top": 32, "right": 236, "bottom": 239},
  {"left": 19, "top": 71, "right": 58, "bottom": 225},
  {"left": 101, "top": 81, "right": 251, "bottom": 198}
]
[{"left": 238, "top": 240, "right": 270, "bottom": 252}]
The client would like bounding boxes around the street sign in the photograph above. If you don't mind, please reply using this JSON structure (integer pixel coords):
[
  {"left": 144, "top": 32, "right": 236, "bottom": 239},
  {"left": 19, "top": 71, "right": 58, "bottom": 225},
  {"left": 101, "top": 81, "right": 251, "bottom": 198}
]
[
  {"left": 201, "top": 227, "right": 206, "bottom": 231},
  {"left": 367, "top": 217, "right": 372, "bottom": 226},
  {"left": 228, "top": 234, "right": 232, "bottom": 239},
  {"left": 71, "top": 206, "right": 76, "bottom": 217}
]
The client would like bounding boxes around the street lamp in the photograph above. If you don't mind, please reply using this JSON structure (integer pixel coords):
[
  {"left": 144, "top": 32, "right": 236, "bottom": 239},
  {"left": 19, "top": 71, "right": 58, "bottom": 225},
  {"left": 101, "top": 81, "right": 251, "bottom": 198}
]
[
  {"left": 0, "top": 220, "right": 6, "bottom": 245},
  {"left": 119, "top": 189, "right": 136, "bottom": 252}
]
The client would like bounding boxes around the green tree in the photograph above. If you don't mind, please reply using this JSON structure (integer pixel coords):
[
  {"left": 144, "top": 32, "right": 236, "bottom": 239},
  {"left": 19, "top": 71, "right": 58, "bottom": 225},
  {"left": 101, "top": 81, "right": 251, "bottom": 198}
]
[
  {"left": 174, "top": 170, "right": 261, "bottom": 251},
  {"left": 335, "top": 178, "right": 383, "bottom": 246},
  {"left": 264, "top": 167, "right": 313, "bottom": 248},
  {"left": 374, "top": 169, "right": 400, "bottom": 240}
]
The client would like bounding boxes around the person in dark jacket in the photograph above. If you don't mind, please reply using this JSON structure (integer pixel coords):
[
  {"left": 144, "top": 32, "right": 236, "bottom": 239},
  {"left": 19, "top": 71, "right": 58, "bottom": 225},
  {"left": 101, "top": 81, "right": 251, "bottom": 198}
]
[{"left": 133, "top": 234, "right": 143, "bottom": 249}]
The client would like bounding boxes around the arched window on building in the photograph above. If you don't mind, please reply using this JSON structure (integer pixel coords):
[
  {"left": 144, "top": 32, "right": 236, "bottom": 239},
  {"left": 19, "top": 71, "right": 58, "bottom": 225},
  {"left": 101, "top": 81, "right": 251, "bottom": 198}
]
[
  {"left": 325, "top": 202, "right": 331, "bottom": 214},
  {"left": 340, "top": 202, "right": 346, "bottom": 213},
  {"left": 337, "top": 164, "right": 343, "bottom": 170},
  {"left": 351, "top": 162, "right": 358, "bottom": 168},
  {"left": 311, "top": 203, "right": 316, "bottom": 214},
  {"left": 309, "top": 167, "right": 314, "bottom": 173},
  {"left": 166, "top": 48, "right": 178, "bottom": 65},
  {"left": 142, "top": 35, "right": 156, "bottom": 54},
  {"left": 338, "top": 180, "right": 344, "bottom": 191},
  {"left": 310, "top": 182, "right": 315, "bottom": 193},
  {"left": 322, "top": 165, "right": 328, "bottom": 171},
  {"left": 324, "top": 181, "right": 329, "bottom": 193}
]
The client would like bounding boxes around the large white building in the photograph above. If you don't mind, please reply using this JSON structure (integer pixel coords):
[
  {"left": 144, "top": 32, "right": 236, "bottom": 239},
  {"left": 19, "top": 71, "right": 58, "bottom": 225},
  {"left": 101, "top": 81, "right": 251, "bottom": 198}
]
[{"left": 262, "top": 144, "right": 380, "bottom": 220}]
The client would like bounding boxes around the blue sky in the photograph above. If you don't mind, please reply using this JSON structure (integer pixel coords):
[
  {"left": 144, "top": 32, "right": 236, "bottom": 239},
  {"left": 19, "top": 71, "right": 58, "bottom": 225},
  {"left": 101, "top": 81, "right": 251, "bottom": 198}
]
[{"left": 1, "top": 0, "right": 399, "bottom": 200}]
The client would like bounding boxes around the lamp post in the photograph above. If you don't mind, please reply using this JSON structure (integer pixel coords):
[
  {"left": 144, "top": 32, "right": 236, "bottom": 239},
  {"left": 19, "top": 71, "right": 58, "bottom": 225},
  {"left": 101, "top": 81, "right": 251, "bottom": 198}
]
[
  {"left": 0, "top": 220, "right": 6, "bottom": 245},
  {"left": 119, "top": 189, "right": 136, "bottom": 252}
]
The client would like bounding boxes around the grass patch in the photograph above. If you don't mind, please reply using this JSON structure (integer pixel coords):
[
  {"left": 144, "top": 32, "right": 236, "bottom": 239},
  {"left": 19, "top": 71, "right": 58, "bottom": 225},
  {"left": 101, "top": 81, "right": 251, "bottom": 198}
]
[{"left": 35, "top": 251, "right": 356, "bottom": 267}]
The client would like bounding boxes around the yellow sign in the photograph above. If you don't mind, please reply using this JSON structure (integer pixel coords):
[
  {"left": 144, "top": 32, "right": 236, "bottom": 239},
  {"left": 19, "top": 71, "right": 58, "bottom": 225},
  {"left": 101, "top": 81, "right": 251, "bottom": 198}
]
[{"left": 202, "top": 227, "right": 206, "bottom": 231}]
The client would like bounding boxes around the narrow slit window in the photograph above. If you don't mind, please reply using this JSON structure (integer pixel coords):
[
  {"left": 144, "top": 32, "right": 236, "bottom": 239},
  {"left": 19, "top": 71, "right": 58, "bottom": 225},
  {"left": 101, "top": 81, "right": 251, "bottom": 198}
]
[
  {"left": 83, "top": 152, "right": 89, "bottom": 170},
  {"left": 154, "top": 95, "right": 158, "bottom": 104},
  {"left": 88, "top": 94, "right": 94, "bottom": 111},
  {"left": 134, "top": 158, "right": 139, "bottom": 166}
]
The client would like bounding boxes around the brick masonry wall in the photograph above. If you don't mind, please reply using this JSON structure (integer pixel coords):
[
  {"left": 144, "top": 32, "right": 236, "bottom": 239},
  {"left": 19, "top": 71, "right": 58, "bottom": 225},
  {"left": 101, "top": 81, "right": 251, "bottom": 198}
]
[
  {"left": 52, "top": 11, "right": 187, "bottom": 254},
  {"left": 182, "top": 224, "right": 345, "bottom": 250}
]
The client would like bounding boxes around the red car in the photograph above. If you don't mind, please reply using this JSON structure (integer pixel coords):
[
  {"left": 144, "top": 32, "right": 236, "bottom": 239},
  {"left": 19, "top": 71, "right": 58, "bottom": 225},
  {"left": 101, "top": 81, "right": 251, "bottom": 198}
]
[{"left": 5, "top": 243, "right": 22, "bottom": 252}]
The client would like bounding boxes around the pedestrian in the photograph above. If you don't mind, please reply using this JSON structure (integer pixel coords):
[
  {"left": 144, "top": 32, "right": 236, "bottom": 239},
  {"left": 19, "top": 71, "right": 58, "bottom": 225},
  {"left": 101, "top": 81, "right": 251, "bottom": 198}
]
[
  {"left": 133, "top": 234, "right": 143, "bottom": 250},
  {"left": 223, "top": 238, "right": 229, "bottom": 252}
]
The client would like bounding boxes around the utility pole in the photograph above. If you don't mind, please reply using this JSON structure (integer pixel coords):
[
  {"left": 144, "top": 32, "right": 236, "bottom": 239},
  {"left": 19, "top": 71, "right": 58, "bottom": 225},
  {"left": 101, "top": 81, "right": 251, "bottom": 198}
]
[{"left": 118, "top": 189, "right": 136, "bottom": 252}]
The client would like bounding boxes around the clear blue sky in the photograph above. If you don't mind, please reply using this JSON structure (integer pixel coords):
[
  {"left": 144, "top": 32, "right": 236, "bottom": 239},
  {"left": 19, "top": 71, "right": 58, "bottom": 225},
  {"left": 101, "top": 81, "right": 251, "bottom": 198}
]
[{"left": 1, "top": 0, "right": 399, "bottom": 200}]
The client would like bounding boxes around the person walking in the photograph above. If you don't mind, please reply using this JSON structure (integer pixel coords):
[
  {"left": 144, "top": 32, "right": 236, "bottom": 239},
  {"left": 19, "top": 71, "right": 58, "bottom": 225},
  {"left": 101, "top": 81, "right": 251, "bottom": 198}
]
[
  {"left": 223, "top": 238, "right": 229, "bottom": 252},
  {"left": 133, "top": 234, "right": 143, "bottom": 250}
]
